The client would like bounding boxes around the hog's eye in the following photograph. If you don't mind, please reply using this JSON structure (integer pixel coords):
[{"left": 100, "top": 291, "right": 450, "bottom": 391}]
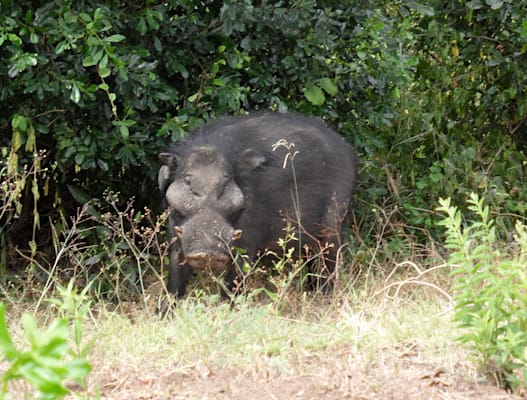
[
  {"left": 218, "top": 180, "right": 228, "bottom": 199},
  {"left": 183, "top": 175, "right": 201, "bottom": 197},
  {"left": 170, "top": 209, "right": 185, "bottom": 221}
]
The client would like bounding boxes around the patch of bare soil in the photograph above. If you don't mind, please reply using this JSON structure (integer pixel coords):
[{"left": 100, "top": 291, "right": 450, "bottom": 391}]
[{"left": 86, "top": 349, "right": 522, "bottom": 400}]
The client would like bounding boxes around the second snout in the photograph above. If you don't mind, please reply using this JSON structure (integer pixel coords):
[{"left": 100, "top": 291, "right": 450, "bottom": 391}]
[{"left": 174, "top": 214, "right": 242, "bottom": 271}]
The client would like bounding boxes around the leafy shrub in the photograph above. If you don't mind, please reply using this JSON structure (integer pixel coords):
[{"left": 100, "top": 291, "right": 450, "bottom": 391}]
[
  {"left": 0, "top": 281, "right": 92, "bottom": 399},
  {"left": 2, "top": 0, "right": 527, "bottom": 279},
  {"left": 438, "top": 193, "right": 527, "bottom": 391},
  {"left": 30, "top": 192, "right": 170, "bottom": 308},
  {"left": 76, "top": 193, "right": 169, "bottom": 305}
]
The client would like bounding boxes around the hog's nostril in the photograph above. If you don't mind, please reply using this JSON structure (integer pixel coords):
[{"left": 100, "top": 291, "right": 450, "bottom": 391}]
[
  {"left": 186, "top": 253, "right": 229, "bottom": 270},
  {"left": 232, "top": 229, "right": 242, "bottom": 241}
]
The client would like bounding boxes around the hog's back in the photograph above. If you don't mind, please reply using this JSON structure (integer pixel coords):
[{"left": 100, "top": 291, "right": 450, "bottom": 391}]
[{"left": 204, "top": 113, "right": 358, "bottom": 257}]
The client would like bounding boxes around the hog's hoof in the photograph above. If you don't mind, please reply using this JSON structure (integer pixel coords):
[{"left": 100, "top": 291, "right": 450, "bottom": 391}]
[{"left": 157, "top": 296, "right": 178, "bottom": 316}]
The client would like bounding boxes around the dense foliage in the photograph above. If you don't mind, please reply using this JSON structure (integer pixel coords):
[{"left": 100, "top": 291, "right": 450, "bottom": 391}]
[{"left": 1, "top": 0, "right": 526, "bottom": 265}]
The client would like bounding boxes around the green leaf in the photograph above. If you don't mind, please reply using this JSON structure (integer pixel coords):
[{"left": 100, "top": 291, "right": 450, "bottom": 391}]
[
  {"left": 25, "top": 124, "right": 37, "bottom": 153},
  {"left": 30, "top": 32, "right": 39, "bottom": 44},
  {"left": 0, "top": 304, "right": 18, "bottom": 360},
  {"left": 521, "top": 20, "right": 527, "bottom": 38},
  {"left": 26, "top": 54, "right": 37, "bottom": 67},
  {"left": 319, "top": 78, "right": 338, "bottom": 96},
  {"left": 137, "top": 17, "right": 147, "bottom": 35},
  {"left": 486, "top": 0, "right": 503, "bottom": 9},
  {"left": 83, "top": 49, "right": 104, "bottom": 67},
  {"left": 213, "top": 78, "right": 225, "bottom": 87},
  {"left": 120, "top": 125, "right": 129, "bottom": 141},
  {"left": 70, "top": 83, "right": 81, "bottom": 104},
  {"left": 12, "top": 122, "right": 26, "bottom": 152},
  {"left": 93, "top": 49, "right": 104, "bottom": 64},
  {"left": 303, "top": 83, "right": 325, "bottom": 106},
  {"left": 16, "top": 115, "right": 28, "bottom": 132},
  {"left": 82, "top": 55, "right": 95, "bottom": 67},
  {"left": 67, "top": 185, "right": 91, "bottom": 204},
  {"left": 97, "top": 159, "right": 109, "bottom": 172},
  {"left": 22, "top": 313, "right": 39, "bottom": 346},
  {"left": 99, "top": 53, "right": 108, "bottom": 68},
  {"left": 98, "top": 66, "right": 111, "bottom": 78},
  {"left": 8, "top": 63, "right": 20, "bottom": 78},
  {"left": 93, "top": 8, "right": 102, "bottom": 20},
  {"left": 79, "top": 12, "right": 92, "bottom": 22},
  {"left": 77, "top": 155, "right": 87, "bottom": 169},
  {"left": 412, "top": 2, "right": 435, "bottom": 16},
  {"left": 65, "top": 358, "right": 92, "bottom": 381},
  {"left": 7, "top": 152, "right": 18, "bottom": 175},
  {"left": 23, "top": 364, "right": 68, "bottom": 396},
  {"left": 188, "top": 92, "right": 200, "bottom": 103},
  {"left": 103, "top": 34, "right": 125, "bottom": 43},
  {"left": 146, "top": 9, "right": 160, "bottom": 30}
]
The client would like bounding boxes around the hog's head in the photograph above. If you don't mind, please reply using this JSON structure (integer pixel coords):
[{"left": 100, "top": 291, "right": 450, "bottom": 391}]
[{"left": 158, "top": 146, "right": 264, "bottom": 270}]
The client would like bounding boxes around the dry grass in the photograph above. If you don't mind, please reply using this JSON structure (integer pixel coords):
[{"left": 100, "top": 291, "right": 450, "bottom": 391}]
[
  {"left": 0, "top": 259, "right": 521, "bottom": 399},
  {"left": 0, "top": 198, "right": 522, "bottom": 399},
  {"left": 75, "top": 278, "right": 519, "bottom": 400}
]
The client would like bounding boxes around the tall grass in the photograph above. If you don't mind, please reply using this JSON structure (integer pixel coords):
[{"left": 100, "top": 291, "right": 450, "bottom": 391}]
[
  {"left": 4, "top": 190, "right": 525, "bottom": 397},
  {"left": 89, "top": 292, "right": 454, "bottom": 376}
]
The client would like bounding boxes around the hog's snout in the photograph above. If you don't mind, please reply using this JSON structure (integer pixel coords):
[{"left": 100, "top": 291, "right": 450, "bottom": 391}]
[
  {"left": 175, "top": 220, "right": 242, "bottom": 270},
  {"left": 185, "top": 253, "right": 230, "bottom": 270},
  {"left": 174, "top": 225, "right": 242, "bottom": 243}
]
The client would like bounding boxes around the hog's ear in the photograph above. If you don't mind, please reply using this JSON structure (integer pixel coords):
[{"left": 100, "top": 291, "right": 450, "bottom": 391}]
[
  {"left": 158, "top": 153, "right": 177, "bottom": 193},
  {"left": 159, "top": 152, "right": 177, "bottom": 166},
  {"left": 237, "top": 149, "right": 266, "bottom": 178},
  {"left": 158, "top": 165, "right": 171, "bottom": 193}
]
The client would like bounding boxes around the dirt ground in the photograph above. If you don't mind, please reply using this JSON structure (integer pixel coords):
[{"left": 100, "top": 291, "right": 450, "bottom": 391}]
[{"left": 87, "top": 348, "right": 522, "bottom": 400}]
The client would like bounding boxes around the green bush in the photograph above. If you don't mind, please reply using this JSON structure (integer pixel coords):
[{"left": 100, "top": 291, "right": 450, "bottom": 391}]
[
  {"left": 438, "top": 193, "right": 527, "bottom": 391},
  {"left": 1, "top": 1, "right": 526, "bottom": 278},
  {"left": 0, "top": 281, "right": 92, "bottom": 399}
]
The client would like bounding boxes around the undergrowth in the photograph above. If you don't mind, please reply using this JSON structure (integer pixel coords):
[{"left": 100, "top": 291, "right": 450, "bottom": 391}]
[
  {"left": 2, "top": 190, "right": 526, "bottom": 397},
  {"left": 438, "top": 193, "right": 527, "bottom": 392},
  {"left": 0, "top": 281, "right": 92, "bottom": 399}
]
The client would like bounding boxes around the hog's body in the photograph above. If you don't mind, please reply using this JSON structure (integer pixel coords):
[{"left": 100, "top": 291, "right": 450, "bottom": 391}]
[{"left": 159, "top": 112, "right": 358, "bottom": 297}]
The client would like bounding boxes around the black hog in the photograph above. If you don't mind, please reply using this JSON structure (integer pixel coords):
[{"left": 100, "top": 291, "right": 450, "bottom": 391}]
[{"left": 158, "top": 112, "right": 358, "bottom": 297}]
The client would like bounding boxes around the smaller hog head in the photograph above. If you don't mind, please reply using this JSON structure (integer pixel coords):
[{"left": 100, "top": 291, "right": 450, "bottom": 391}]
[{"left": 158, "top": 146, "right": 264, "bottom": 271}]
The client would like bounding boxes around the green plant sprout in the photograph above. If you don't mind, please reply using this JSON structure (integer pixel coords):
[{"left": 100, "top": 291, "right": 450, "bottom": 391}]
[
  {"left": 0, "top": 281, "right": 93, "bottom": 400},
  {"left": 438, "top": 193, "right": 527, "bottom": 392}
]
